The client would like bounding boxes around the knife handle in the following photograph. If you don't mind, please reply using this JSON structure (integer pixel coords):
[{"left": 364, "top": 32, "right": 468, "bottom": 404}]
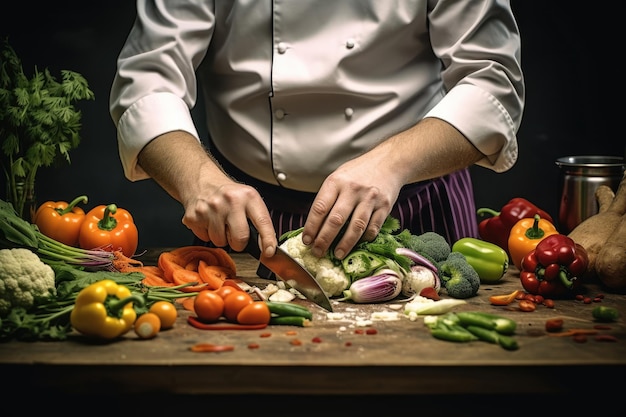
[{"left": 245, "top": 220, "right": 276, "bottom": 280}]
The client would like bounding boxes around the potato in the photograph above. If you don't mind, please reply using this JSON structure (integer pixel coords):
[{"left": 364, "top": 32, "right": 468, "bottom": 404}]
[{"left": 568, "top": 172, "right": 626, "bottom": 282}]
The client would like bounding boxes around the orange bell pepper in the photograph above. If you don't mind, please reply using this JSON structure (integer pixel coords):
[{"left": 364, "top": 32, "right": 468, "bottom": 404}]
[
  {"left": 33, "top": 195, "right": 88, "bottom": 246},
  {"left": 79, "top": 203, "right": 138, "bottom": 257},
  {"left": 508, "top": 214, "right": 558, "bottom": 271}
]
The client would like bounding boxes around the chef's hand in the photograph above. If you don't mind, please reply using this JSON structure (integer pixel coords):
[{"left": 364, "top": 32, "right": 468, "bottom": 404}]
[
  {"left": 137, "top": 131, "right": 278, "bottom": 257},
  {"left": 182, "top": 182, "right": 278, "bottom": 257},
  {"left": 302, "top": 147, "right": 405, "bottom": 260},
  {"left": 301, "top": 117, "right": 481, "bottom": 259}
]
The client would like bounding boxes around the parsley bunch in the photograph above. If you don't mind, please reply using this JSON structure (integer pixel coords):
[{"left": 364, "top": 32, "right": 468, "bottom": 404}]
[{"left": 0, "top": 37, "right": 95, "bottom": 219}]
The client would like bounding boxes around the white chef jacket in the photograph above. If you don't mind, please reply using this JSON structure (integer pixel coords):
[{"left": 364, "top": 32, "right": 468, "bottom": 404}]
[{"left": 110, "top": 0, "right": 524, "bottom": 193}]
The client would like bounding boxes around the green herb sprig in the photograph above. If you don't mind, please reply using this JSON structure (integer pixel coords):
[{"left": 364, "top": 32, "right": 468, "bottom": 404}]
[{"left": 0, "top": 37, "right": 95, "bottom": 219}]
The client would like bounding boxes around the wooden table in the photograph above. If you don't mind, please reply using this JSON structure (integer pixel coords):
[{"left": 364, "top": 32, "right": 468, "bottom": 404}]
[{"left": 1, "top": 251, "right": 625, "bottom": 411}]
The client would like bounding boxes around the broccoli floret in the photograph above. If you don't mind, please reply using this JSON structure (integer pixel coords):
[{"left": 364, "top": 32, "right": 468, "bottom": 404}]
[
  {"left": 438, "top": 252, "right": 480, "bottom": 299},
  {"left": 395, "top": 230, "right": 451, "bottom": 264}
]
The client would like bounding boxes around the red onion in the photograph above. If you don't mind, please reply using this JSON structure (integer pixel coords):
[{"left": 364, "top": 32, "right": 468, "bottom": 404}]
[
  {"left": 339, "top": 269, "right": 403, "bottom": 303},
  {"left": 395, "top": 247, "right": 439, "bottom": 276}
]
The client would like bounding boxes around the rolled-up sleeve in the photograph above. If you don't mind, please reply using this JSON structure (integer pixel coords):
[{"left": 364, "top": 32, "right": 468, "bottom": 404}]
[
  {"left": 425, "top": 0, "right": 525, "bottom": 173},
  {"left": 109, "top": 0, "right": 215, "bottom": 181}
]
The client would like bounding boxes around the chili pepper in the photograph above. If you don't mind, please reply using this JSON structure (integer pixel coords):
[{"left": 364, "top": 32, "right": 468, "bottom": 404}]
[
  {"left": 508, "top": 214, "right": 558, "bottom": 271},
  {"left": 33, "top": 195, "right": 88, "bottom": 247},
  {"left": 79, "top": 203, "right": 139, "bottom": 257},
  {"left": 476, "top": 198, "right": 554, "bottom": 255},
  {"left": 187, "top": 316, "right": 268, "bottom": 330},
  {"left": 489, "top": 289, "right": 523, "bottom": 306},
  {"left": 451, "top": 237, "right": 509, "bottom": 283},
  {"left": 519, "top": 234, "right": 589, "bottom": 298},
  {"left": 70, "top": 279, "right": 144, "bottom": 339}
]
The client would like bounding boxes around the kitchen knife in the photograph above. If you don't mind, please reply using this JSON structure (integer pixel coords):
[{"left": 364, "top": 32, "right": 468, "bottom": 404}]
[{"left": 244, "top": 221, "right": 333, "bottom": 312}]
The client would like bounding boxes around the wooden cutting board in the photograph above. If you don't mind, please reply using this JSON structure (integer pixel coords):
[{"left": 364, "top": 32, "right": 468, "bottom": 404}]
[{"left": 1, "top": 250, "right": 624, "bottom": 397}]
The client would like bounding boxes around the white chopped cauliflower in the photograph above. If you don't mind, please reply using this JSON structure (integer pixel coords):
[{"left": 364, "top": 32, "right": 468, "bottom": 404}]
[
  {"left": 280, "top": 236, "right": 350, "bottom": 297},
  {"left": 0, "top": 248, "right": 56, "bottom": 316}
]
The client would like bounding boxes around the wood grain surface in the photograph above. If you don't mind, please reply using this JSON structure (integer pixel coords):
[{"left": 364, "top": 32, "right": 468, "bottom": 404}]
[{"left": 1, "top": 251, "right": 625, "bottom": 404}]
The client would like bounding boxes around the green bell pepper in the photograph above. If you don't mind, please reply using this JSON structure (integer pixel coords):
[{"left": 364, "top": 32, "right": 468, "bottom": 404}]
[{"left": 451, "top": 237, "right": 509, "bottom": 283}]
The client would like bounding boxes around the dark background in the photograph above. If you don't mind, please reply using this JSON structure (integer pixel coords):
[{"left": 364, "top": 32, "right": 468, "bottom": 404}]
[{"left": 1, "top": 1, "right": 623, "bottom": 251}]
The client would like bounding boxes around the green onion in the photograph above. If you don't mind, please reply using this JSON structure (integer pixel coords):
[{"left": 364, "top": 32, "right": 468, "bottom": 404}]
[{"left": 0, "top": 198, "right": 114, "bottom": 270}]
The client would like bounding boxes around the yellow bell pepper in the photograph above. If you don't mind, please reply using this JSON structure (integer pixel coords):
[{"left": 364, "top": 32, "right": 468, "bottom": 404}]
[
  {"left": 508, "top": 214, "right": 558, "bottom": 271},
  {"left": 70, "top": 279, "right": 144, "bottom": 339}
]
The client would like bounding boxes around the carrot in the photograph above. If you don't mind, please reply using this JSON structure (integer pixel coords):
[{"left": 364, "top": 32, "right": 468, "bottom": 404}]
[
  {"left": 182, "top": 297, "right": 196, "bottom": 312},
  {"left": 112, "top": 250, "right": 144, "bottom": 272},
  {"left": 158, "top": 251, "right": 183, "bottom": 283},
  {"left": 171, "top": 246, "right": 237, "bottom": 274},
  {"left": 142, "top": 273, "right": 172, "bottom": 287},
  {"left": 198, "top": 260, "right": 236, "bottom": 290}
]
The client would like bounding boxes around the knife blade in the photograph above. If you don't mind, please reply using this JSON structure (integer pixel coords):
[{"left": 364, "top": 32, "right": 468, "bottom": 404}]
[{"left": 244, "top": 221, "right": 333, "bottom": 312}]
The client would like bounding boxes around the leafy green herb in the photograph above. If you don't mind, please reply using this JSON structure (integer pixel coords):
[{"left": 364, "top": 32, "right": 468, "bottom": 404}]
[
  {"left": 0, "top": 264, "right": 197, "bottom": 342},
  {"left": 0, "top": 37, "right": 95, "bottom": 219},
  {"left": 0, "top": 198, "right": 115, "bottom": 269}
]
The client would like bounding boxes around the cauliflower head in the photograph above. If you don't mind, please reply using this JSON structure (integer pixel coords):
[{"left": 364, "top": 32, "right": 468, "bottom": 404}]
[
  {"left": 0, "top": 248, "right": 56, "bottom": 317},
  {"left": 279, "top": 236, "right": 350, "bottom": 297}
]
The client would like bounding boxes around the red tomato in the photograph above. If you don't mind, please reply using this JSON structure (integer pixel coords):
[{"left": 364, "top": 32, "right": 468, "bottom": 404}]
[
  {"left": 237, "top": 301, "right": 271, "bottom": 325},
  {"left": 223, "top": 291, "right": 253, "bottom": 322},
  {"left": 194, "top": 290, "right": 225, "bottom": 323},
  {"left": 214, "top": 285, "right": 241, "bottom": 300}
]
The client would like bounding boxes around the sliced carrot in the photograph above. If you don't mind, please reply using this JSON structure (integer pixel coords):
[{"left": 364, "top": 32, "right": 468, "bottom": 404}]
[
  {"left": 171, "top": 246, "right": 237, "bottom": 273},
  {"left": 198, "top": 261, "right": 237, "bottom": 290},
  {"left": 172, "top": 268, "right": 201, "bottom": 284},
  {"left": 185, "top": 259, "right": 199, "bottom": 270},
  {"left": 158, "top": 251, "right": 185, "bottom": 283},
  {"left": 182, "top": 296, "right": 196, "bottom": 312},
  {"left": 207, "top": 247, "right": 238, "bottom": 273},
  {"left": 142, "top": 273, "right": 173, "bottom": 287}
]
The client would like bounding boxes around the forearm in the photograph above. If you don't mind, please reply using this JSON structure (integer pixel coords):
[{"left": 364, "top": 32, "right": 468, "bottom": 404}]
[
  {"left": 137, "top": 131, "right": 234, "bottom": 206},
  {"left": 374, "top": 117, "right": 483, "bottom": 186}
]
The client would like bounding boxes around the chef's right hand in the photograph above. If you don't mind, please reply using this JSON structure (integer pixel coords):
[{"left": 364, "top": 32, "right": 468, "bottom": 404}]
[{"left": 182, "top": 182, "right": 277, "bottom": 257}]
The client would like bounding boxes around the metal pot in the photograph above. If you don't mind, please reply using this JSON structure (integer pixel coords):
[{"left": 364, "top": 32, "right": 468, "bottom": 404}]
[{"left": 556, "top": 155, "right": 625, "bottom": 234}]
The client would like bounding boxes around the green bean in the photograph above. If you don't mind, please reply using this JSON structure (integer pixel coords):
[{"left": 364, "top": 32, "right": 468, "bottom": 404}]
[
  {"left": 455, "top": 311, "right": 517, "bottom": 335},
  {"left": 266, "top": 301, "right": 313, "bottom": 319},
  {"left": 269, "top": 316, "right": 311, "bottom": 327},
  {"left": 466, "top": 325, "right": 519, "bottom": 351}
]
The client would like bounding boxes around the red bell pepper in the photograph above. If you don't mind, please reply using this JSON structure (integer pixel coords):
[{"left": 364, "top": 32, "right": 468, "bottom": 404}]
[
  {"left": 519, "top": 234, "right": 589, "bottom": 298},
  {"left": 476, "top": 198, "right": 554, "bottom": 254}
]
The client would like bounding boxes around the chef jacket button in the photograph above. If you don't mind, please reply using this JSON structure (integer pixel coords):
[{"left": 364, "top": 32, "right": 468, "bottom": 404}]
[
  {"left": 276, "top": 172, "right": 287, "bottom": 181},
  {"left": 346, "top": 38, "right": 356, "bottom": 49},
  {"left": 344, "top": 107, "right": 354, "bottom": 119},
  {"left": 275, "top": 109, "right": 286, "bottom": 119},
  {"left": 277, "top": 42, "right": 288, "bottom": 54}
]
